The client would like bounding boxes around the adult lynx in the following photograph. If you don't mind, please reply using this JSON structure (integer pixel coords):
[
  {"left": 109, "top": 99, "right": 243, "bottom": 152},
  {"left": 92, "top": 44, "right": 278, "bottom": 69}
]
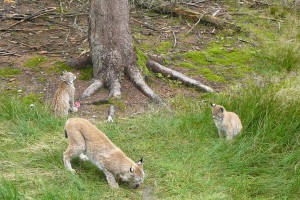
[
  {"left": 211, "top": 103, "right": 242, "bottom": 140},
  {"left": 63, "top": 118, "right": 145, "bottom": 189},
  {"left": 52, "top": 71, "right": 78, "bottom": 117}
]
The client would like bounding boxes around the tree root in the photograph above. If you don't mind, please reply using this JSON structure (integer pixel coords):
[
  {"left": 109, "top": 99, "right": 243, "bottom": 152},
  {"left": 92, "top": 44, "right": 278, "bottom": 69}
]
[
  {"left": 125, "top": 65, "right": 164, "bottom": 104},
  {"left": 146, "top": 59, "right": 214, "bottom": 93},
  {"left": 80, "top": 79, "right": 103, "bottom": 99}
]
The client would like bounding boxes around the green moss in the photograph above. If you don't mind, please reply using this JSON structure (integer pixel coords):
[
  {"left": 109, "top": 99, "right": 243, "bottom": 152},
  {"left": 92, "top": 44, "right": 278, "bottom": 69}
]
[
  {"left": 0, "top": 67, "right": 21, "bottom": 77},
  {"left": 135, "top": 46, "right": 150, "bottom": 76},
  {"left": 21, "top": 93, "right": 43, "bottom": 105},
  {"left": 199, "top": 67, "right": 226, "bottom": 82},
  {"left": 23, "top": 56, "right": 48, "bottom": 69},
  {"left": 52, "top": 61, "right": 71, "bottom": 71},
  {"left": 179, "top": 62, "right": 197, "bottom": 69},
  {"left": 78, "top": 67, "right": 93, "bottom": 80},
  {"left": 183, "top": 51, "right": 208, "bottom": 66},
  {"left": 156, "top": 41, "right": 172, "bottom": 54}
]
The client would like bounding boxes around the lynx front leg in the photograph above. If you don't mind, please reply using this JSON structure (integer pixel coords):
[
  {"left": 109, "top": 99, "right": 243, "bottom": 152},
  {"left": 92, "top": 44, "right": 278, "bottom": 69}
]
[{"left": 103, "top": 168, "right": 119, "bottom": 189}]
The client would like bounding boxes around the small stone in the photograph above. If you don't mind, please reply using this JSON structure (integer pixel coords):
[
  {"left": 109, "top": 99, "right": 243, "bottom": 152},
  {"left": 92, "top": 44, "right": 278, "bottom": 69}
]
[
  {"left": 17, "top": 89, "right": 22, "bottom": 93},
  {"left": 9, "top": 78, "right": 16, "bottom": 82}
]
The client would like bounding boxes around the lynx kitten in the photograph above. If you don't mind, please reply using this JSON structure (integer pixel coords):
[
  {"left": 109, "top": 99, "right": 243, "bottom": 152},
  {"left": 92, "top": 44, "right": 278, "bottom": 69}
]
[
  {"left": 211, "top": 103, "right": 242, "bottom": 140},
  {"left": 52, "top": 71, "right": 78, "bottom": 117}
]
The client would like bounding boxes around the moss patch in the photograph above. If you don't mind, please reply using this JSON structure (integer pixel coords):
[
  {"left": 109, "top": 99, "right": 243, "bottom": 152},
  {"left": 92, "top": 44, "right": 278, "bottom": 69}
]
[
  {"left": 23, "top": 56, "right": 48, "bottom": 69},
  {"left": 199, "top": 67, "right": 226, "bottom": 82},
  {"left": 78, "top": 67, "right": 93, "bottom": 80},
  {"left": 0, "top": 67, "right": 22, "bottom": 77},
  {"left": 135, "top": 46, "right": 150, "bottom": 76},
  {"left": 156, "top": 41, "right": 172, "bottom": 54},
  {"left": 179, "top": 62, "right": 197, "bottom": 69}
]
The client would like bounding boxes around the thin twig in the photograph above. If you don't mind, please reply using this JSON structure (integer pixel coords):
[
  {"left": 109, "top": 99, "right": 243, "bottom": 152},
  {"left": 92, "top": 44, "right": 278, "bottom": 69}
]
[
  {"left": 186, "top": 12, "right": 206, "bottom": 35},
  {"left": 0, "top": 7, "right": 57, "bottom": 32},
  {"left": 131, "top": 17, "right": 158, "bottom": 31},
  {"left": 172, "top": 31, "right": 177, "bottom": 47}
]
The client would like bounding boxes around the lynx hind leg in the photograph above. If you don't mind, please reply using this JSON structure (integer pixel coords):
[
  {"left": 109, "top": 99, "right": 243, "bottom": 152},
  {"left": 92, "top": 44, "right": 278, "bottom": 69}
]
[
  {"left": 63, "top": 129, "right": 86, "bottom": 173},
  {"left": 225, "top": 128, "right": 234, "bottom": 140}
]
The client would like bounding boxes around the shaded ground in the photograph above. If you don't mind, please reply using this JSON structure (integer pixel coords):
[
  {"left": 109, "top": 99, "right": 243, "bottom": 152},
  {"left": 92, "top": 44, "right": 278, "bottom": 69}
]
[{"left": 0, "top": 0, "right": 237, "bottom": 120}]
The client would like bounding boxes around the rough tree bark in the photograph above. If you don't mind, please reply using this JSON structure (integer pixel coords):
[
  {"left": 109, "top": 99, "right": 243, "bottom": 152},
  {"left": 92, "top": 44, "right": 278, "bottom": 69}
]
[{"left": 82, "top": 0, "right": 163, "bottom": 104}]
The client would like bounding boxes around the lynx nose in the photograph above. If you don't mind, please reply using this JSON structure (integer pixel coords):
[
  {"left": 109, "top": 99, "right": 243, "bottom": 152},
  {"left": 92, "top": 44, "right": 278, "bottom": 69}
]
[{"left": 132, "top": 184, "right": 140, "bottom": 189}]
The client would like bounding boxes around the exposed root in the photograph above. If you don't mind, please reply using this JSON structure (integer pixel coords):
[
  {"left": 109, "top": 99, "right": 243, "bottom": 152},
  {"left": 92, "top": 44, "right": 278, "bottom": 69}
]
[
  {"left": 107, "top": 105, "right": 115, "bottom": 122},
  {"left": 146, "top": 59, "right": 214, "bottom": 93},
  {"left": 125, "top": 65, "right": 164, "bottom": 104},
  {"left": 80, "top": 79, "right": 103, "bottom": 99},
  {"left": 109, "top": 79, "right": 121, "bottom": 98}
]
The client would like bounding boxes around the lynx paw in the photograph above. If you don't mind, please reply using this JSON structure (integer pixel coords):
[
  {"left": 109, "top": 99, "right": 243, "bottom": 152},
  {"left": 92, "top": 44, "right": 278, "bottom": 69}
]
[{"left": 79, "top": 153, "right": 89, "bottom": 161}]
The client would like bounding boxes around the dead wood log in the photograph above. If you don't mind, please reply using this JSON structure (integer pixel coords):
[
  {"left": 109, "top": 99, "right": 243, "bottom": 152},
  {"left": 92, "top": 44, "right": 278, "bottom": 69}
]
[
  {"left": 133, "top": 1, "right": 240, "bottom": 31},
  {"left": 146, "top": 59, "right": 214, "bottom": 93}
]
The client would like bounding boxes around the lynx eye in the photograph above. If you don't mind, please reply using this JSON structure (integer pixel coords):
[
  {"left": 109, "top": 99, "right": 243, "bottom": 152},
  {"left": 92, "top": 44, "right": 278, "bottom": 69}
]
[
  {"left": 220, "top": 107, "right": 224, "bottom": 112},
  {"left": 130, "top": 167, "right": 134, "bottom": 173}
]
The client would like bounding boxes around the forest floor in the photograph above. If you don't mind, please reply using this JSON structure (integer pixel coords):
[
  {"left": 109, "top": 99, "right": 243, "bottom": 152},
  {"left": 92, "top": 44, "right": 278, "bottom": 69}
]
[{"left": 0, "top": 0, "right": 252, "bottom": 120}]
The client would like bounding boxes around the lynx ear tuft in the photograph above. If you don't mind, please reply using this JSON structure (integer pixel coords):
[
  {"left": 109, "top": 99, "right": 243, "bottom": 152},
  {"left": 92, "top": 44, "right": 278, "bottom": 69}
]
[
  {"left": 130, "top": 166, "right": 134, "bottom": 173},
  {"left": 137, "top": 158, "right": 143, "bottom": 165},
  {"left": 210, "top": 103, "right": 216, "bottom": 107}
]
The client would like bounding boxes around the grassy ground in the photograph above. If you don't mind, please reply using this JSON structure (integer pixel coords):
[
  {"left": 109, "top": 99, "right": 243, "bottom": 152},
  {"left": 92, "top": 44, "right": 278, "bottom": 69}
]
[
  {"left": 1, "top": 1, "right": 300, "bottom": 200},
  {"left": 0, "top": 83, "right": 299, "bottom": 199}
]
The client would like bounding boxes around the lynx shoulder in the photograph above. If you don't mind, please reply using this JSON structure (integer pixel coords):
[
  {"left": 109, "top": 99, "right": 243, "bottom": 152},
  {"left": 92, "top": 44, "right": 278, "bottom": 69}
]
[
  {"left": 211, "top": 103, "right": 242, "bottom": 140},
  {"left": 52, "top": 71, "right": 77, "bottom": 117},
  {"left": 63, "top": 118, "right": 145, "bottom": 189}
]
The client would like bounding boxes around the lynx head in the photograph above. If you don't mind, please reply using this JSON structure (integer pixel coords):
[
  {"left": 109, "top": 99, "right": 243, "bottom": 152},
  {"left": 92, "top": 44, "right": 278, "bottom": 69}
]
[
  {"left": 60, "top": 71, "right": 76, "bottom": 85},
  {"left": 211, "top": 103, "right": 226, "bottom": 121},
  {"left": 119, "top": 158, "right": 145, "bottom": 189}
]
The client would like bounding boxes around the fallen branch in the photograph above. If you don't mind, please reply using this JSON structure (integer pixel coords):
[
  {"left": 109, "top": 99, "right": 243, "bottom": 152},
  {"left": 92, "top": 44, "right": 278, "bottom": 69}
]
[
  {"left": 146, "top": 59, "right": 214, "bottom": 93},
  {"left": 134, "top": 1, "right": 240, "bottom": 31}
]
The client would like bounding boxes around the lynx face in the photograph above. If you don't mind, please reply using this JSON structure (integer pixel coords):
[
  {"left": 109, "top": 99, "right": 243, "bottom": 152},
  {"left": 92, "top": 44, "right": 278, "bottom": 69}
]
[
  {"left": 61, "top": 71, "right": 76, "bottom": 84},
  {"left": 119, "top": 159, "right": 145, "bottom": 189},
  {"left": 211, "top": 103, "right": 225, "bottom": 121}
]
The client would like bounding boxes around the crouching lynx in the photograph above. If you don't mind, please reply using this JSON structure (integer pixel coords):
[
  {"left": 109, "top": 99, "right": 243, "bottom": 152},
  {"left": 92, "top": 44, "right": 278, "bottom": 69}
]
[
  {"left": 52, "top": 71, "right": 78, "bottom": 117},
  {"left": 211, "top": 103, "right": 242, "bottom": 140},
  {"left": 63, "top": 118, "right": 145, "bottom": 189}
]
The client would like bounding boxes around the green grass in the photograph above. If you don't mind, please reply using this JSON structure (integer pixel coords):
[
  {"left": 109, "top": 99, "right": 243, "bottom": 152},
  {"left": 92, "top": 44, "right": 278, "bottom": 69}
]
[{"left": 0, "top": 83, "right": 299, "bottom": 199}]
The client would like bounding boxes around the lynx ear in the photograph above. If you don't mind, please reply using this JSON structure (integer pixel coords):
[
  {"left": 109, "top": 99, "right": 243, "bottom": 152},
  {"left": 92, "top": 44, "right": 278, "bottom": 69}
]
[
  {"left": 211, "top": 103, "right": 216, "bottom": 107},
  {"left": 137, "top": 158, "right": 143, "bottom": 166},
  {"left": 60, "top": 75, "right": 65, "bottom": 81},
  {"left": 220, "top": 107, "right": 224, "bottom": 112},
  {"left": 130, "top": 166, "right": 134, "bottom": 173}
]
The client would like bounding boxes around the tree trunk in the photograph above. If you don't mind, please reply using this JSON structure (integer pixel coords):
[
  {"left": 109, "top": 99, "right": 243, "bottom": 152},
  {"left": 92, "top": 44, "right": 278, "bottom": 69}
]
[{"left": 86, "top": 0, "right": 162, "bottom": 103}]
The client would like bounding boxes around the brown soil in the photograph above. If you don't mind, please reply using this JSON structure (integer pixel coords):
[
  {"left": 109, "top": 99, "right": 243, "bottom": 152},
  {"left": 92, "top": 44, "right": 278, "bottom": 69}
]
[{"left": 0, "top": 0, "right": 230, "bottom": 120}]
